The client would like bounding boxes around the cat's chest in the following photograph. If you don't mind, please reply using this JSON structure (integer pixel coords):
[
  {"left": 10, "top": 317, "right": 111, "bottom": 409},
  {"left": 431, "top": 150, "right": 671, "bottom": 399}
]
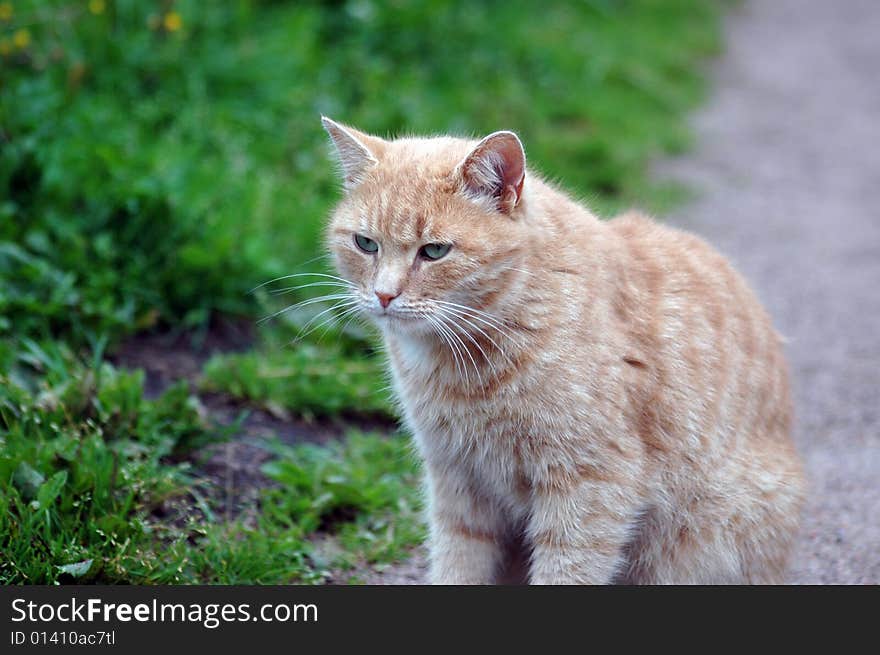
[
  {"left": 394, "top": 367, "right": 534, "bottom": 502},
  {"left": 387, "top": 332, "right": 527, "bottom": 405},
  {"left": 387, "top": 332, "right": 558, "bottom": 441},
  {"left": 416, "top": 406, "right": 532, "bottom": 509},
  {"left": 392, "top": 353, "right": 526, "bottom": 445}
]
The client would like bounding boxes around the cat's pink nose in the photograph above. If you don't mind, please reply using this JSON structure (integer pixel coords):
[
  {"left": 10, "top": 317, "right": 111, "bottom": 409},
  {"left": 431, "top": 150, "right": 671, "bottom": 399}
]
[{"left": 375, "top": 291, "right": 398, "bottom": 309}]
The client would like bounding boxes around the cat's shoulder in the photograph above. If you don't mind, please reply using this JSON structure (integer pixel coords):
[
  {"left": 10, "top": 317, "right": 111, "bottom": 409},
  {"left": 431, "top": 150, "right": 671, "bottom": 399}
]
[
  {"left": 608, "top": 209, "right": 679, "bottom": 238},
  {"left": 606, "top": 209, "right": 718, "bottom": 255}
]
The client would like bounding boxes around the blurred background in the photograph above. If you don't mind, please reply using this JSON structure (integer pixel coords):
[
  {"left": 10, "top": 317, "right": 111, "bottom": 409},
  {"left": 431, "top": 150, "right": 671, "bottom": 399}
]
[{"left": 0, "top": 0, "right": 723, "bottom": 583}]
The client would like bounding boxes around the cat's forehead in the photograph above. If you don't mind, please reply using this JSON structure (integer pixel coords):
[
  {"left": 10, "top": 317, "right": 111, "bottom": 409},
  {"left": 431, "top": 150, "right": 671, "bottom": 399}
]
[
  {"left": 353, "top": 180, "right": 453, "bottom": 243},
  {"left": 348, "top": 138, "right": 478, "bottom": 242},
  {"left": 373, "top": 137, "right": 469, "bottom": 185}
]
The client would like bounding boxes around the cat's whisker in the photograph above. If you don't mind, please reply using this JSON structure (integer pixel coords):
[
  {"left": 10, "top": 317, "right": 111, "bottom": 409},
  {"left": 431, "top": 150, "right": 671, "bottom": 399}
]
[
  {"left": 434, "top": 305, "right": 512, "bottom": 367},
  {"left": 433, "top": 299, "right": 514, "bottom": 329},
  {"left": 434, "top": 307, "right": 501, "bottom": 376},
  {"left": 300, "top": 304, "right": 363, "bottom": 344},
  {"left": 425, "top": 314, "right": 469, "bottom": 386},
  {"left": 264, "top": 295, "right": 355, "bottom": 325},
  {"left": 291, "top": 298, "right": 361, "bottom": 343},
  {"left": 426, "top": 314, "right": 468, "bottom": 386},
  {"left": 445, "top": 317, "right": 484, "bottom": 387},
  {"left": 432, "top": 299, "right": 525, "bottom": 349},
  {"left": 338, "top": 311, "right": 364, "bottom": 336},
  {"left": 433, "top": 312, "right": 483, "bottom": 388},
  {"left": 458, "top": 312, "right": 525, "bottom": 349},
  {"left": 257, "top": 292, "right": 356, "bottom": 325},
  {"left": 294, "top": 252, "right": 333, "bottom": 269},
  {"left": 423, "top": 315, "right": 455, "bottom": 375},
  {"left": 452, "top": 323, "right": 499, "bottom": 378},
  {"left": 250, "top": 271, "right": 355, "bottom": 294},
  {"left": 433, "top": 303, "right": 513, "bottom": 345},
  {"left": 269, "top": 280, "right": 355, "bottom": 296}
]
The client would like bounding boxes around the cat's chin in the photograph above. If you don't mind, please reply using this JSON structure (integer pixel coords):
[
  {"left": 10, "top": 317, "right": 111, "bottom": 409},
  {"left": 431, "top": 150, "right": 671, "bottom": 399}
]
[{"left": 370, "top": 312, "right": 433, "bottom": 338}]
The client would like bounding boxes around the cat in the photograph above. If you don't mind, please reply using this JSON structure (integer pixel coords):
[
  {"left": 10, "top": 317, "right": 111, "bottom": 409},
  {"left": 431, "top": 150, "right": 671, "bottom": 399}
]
[{"left": 319, "top": 116, "right": 806, "bottom": 584}]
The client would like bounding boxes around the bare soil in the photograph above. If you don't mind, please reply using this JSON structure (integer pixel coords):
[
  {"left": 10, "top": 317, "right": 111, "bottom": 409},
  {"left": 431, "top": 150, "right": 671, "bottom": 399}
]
[
  {"left": 110, "top": 317, "right": 255, "bottom": 398},
  {"left": 112, "top": 319, "right": 396, "bottom": 522}
]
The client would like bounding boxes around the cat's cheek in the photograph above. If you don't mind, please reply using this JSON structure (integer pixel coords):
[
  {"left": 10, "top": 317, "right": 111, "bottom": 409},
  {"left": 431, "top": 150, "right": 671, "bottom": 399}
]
[{"left": 332, "top": 247, "right": 370, "bottom": 285}]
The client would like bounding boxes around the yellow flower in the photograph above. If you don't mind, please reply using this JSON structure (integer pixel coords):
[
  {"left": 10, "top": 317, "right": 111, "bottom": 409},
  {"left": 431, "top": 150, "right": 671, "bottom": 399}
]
[
  {"left": 0, "top": 3, "right": 13, "bottom": 22},
  {"left": 0, "top": 38, "right": 10, "bottom": 56},
  {"left": 163, "top": 11, "right": 182, "bottom": 32},
  {"left": 12, "top": 28, "right": 29, "bottom": 50},
  {"left": 88, "top": 0, "right": 105, "bottom": 15}
]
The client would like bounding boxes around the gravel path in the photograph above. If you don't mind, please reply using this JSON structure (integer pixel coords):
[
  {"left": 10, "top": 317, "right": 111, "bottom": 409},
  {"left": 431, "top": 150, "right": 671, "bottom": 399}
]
[{"left": 359, "top": 0, "right": 880, "bottom": 584}]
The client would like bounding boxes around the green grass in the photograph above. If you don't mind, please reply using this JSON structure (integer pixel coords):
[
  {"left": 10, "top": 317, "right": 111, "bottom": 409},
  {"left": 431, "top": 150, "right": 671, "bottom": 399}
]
[
  {"left": 0, "top": 0, "right": 724, "bottom": 583},
  {"left": 201, "top": 339, "right": 394, "bottom": 421},
  {"left": 148, "top": 430, "right": 422, "bottom": 584},
  {"left": 0, "top": 344, "right": 208, "bottom": 583},
  {"left": 261, "top": 433, "right": 423, "bottom": 573},
  {"left": 0, "top": 342, "right": 419, "bottom": 583},
  {"left": 1, "top": 0, "right": 722, "bottom": 345}
]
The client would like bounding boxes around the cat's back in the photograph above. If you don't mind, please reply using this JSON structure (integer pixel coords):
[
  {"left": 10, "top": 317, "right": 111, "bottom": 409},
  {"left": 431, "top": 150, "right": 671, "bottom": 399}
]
[{"left": 604, "top": 211, "right": 795, "bottom": 456}]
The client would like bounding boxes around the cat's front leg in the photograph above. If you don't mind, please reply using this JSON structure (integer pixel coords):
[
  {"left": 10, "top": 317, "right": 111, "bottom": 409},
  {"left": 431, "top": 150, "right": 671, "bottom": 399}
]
[
  {"left": 527, "top": 475, "right": 639, "bottom": 585},
  {"left": 425, "top": 462, "right": 506, "bottom": 585}
]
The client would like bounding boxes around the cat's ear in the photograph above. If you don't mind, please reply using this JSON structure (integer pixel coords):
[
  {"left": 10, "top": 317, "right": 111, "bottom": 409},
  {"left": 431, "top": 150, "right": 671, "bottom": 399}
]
[
  {"left": 321, "top": 116, "right": 384, "bottom": 190},
  {"left": 458, "top": 131, "right": 526, "bottom": 214}
]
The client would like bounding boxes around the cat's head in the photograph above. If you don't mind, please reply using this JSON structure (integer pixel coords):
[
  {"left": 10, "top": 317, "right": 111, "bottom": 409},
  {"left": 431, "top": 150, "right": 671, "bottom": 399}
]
[{"left": 321, "top": 117, "right": 532, "bottom": 339}]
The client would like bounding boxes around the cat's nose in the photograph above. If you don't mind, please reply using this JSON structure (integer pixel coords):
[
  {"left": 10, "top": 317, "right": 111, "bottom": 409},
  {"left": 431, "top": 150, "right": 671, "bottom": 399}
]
[{"left": 375, "top": 291, "right": 399, "bottom": 309}]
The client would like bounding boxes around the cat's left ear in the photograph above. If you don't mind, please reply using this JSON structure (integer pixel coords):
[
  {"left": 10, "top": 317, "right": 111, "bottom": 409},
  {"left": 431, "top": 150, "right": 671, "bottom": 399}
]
[
  {"left": 458, "top": 131, "right": 526, "bottom": 214},
  {"left": 321, "top": 116, "right": 385, "bottom": 190}
]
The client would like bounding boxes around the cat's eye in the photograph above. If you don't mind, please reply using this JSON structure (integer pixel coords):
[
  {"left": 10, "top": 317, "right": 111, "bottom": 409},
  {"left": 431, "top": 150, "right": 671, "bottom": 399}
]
[
  {"left": 419, "top": 243, "right": 452, "bottom": 261},
  {"left": 354, "top": 234, "right": 379, "bottom": 253}
]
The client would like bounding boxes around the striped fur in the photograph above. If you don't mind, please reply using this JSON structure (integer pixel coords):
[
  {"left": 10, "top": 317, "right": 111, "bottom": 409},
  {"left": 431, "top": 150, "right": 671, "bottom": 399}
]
[{"left": 322, "top": 120, "right": 806, "bottom": 584}]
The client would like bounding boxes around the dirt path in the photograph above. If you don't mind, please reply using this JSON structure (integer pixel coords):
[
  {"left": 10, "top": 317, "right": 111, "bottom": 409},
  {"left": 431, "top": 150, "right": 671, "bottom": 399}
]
[{"left": 362, "top": 0, "right": 880, "bottom": 585}]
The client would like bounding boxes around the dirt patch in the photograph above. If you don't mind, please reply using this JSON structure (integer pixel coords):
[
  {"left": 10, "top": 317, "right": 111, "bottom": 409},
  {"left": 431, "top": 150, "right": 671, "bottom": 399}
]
[
  {"left": 113, "top": 319, "right": 399, "bottom": 524},
  {"left": 186, "top": 439, "right": 276, "bottom": 526},
  {"left": 332, "top": 547, "right": 429, "bottom": 585},
  {"left": 198, "top": 391, "right": 397, "bottom": 447},
  {"left": 110, "top": 316, "right": 255, "bottom": 397},
  {"left": 189, "top": 398, "right": 398, "bottom": 523},
  {"left": 112, "top": 317, "right": 397, "bottom": 446}
]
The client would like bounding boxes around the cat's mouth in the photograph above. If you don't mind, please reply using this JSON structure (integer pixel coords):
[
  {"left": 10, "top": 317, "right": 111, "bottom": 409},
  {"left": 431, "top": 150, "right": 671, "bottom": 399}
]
[
  {"left": 369, "top": 307, "right": 419, "bottom": 321},
  {"left": 363, "top": 302, "right": 435, "bottom": 334}
]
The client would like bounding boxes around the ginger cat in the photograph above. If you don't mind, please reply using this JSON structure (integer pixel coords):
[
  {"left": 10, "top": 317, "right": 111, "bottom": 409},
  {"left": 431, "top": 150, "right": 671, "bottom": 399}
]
[{"left": 320, "top": 117, "right": 805, "bottom": 584}]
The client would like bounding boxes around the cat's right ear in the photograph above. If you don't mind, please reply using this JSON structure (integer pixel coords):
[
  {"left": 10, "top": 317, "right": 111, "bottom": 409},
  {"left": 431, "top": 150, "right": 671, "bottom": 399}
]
[
  {"left": 458, "top": 131, "right": 526, "bottom": 214},
  {"left": 321, "top": 116, "right": 383, "bottom": 190}
]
